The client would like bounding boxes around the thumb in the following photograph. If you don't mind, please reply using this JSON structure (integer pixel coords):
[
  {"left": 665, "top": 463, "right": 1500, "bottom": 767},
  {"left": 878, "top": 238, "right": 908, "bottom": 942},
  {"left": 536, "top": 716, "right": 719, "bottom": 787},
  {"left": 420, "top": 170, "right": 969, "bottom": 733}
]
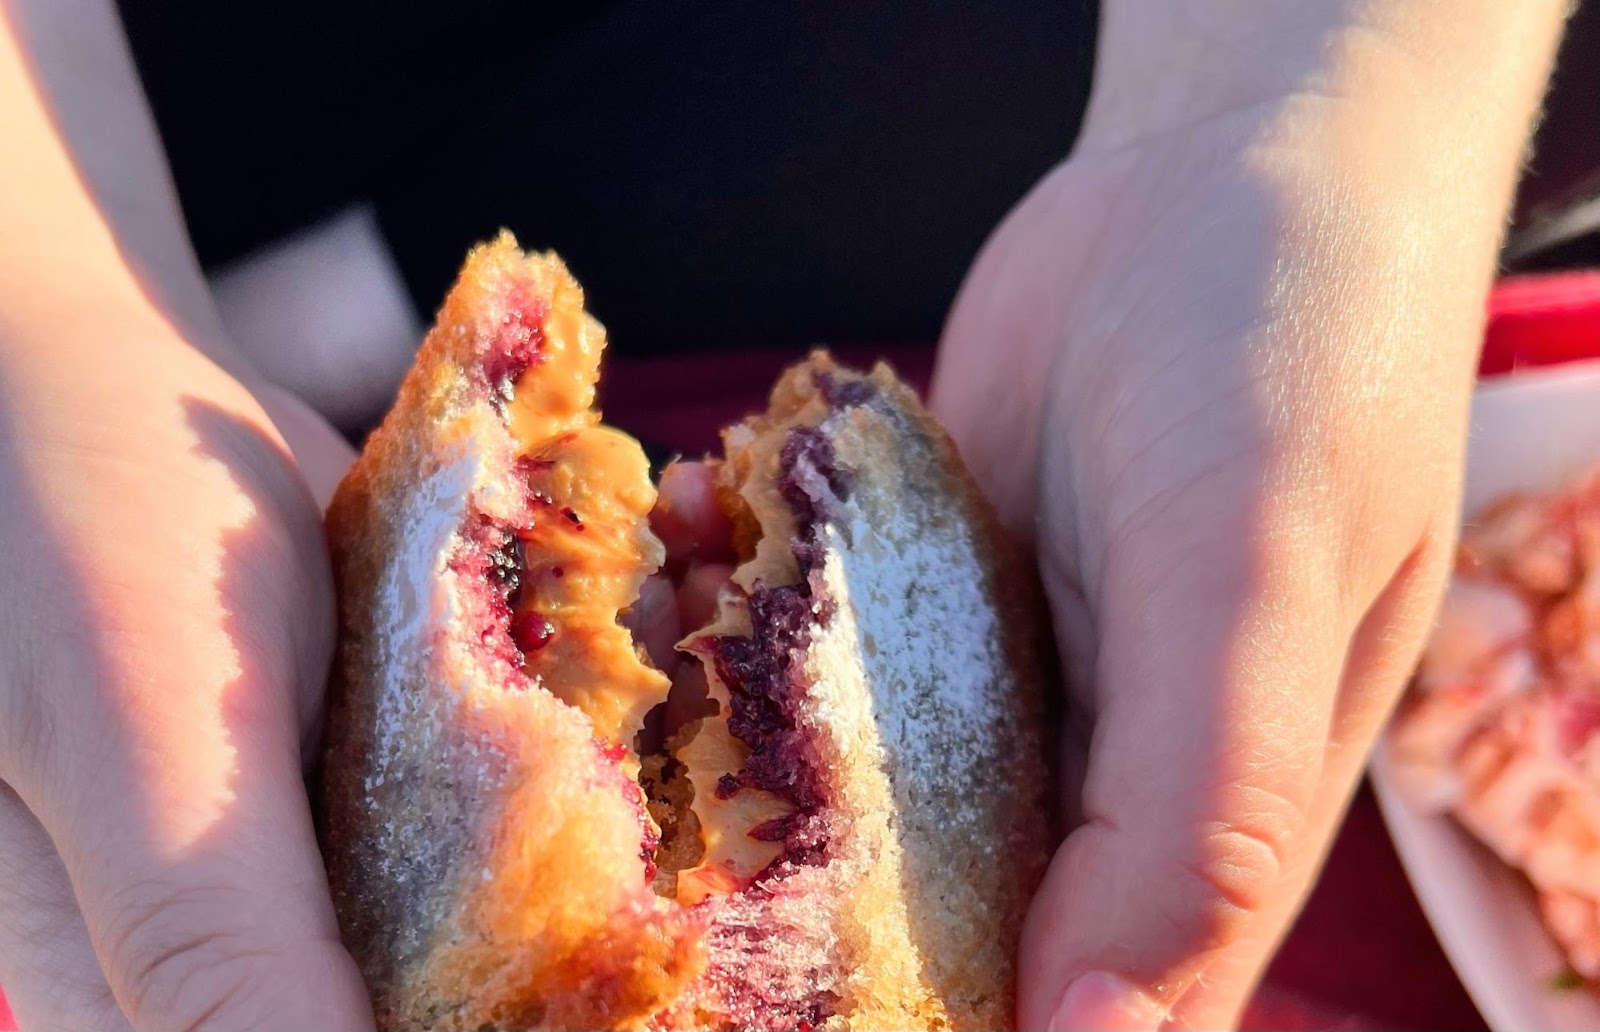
[{"left": 1023, "top": 509, "right": 1354, "bottom": 1031}]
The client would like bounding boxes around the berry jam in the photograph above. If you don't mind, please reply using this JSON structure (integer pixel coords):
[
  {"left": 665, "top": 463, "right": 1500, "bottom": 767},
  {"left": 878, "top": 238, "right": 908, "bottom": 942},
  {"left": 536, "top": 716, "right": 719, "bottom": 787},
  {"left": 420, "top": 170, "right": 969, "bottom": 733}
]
[
  {"left": 480, "top": 291, "right": 549, "bottom": 403},
  {"left": 509, "top": 611, "right": 556, "bottom": 654},
  {"left": 811, "top": 369, "right": 877, "bottom": 409},
  {"left": 707, "top": 423, "right": 854, "bottom": 866}
]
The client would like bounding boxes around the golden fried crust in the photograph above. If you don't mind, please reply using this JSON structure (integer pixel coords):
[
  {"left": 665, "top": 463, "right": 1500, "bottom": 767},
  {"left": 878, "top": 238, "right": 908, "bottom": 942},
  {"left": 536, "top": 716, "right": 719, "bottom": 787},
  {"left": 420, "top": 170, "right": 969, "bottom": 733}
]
[{"left": 318, "top": 235, "right": 702, "bottom": 1031}]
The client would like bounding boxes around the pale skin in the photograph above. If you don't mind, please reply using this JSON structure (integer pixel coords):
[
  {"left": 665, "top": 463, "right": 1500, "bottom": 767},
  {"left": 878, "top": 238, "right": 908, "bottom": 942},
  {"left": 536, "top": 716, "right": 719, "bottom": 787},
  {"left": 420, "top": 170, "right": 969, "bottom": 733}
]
[{"left": 0, "top": 1, "right": 1571, "bottom": 1029}]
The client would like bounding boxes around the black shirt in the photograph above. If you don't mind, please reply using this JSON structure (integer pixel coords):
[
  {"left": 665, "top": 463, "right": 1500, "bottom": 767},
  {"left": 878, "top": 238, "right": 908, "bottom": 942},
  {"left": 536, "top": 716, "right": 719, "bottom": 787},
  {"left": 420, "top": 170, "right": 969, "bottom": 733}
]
[{"left": 118, "top": 0, "right": 1098, "bottom": 356}]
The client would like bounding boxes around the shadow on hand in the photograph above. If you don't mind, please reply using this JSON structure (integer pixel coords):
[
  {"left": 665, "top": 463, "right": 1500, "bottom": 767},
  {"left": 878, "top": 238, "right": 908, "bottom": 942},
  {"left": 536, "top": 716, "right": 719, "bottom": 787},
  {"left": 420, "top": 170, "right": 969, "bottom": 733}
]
[{"left": 0, "top": 386, "right": 355, "bottom": 1026}]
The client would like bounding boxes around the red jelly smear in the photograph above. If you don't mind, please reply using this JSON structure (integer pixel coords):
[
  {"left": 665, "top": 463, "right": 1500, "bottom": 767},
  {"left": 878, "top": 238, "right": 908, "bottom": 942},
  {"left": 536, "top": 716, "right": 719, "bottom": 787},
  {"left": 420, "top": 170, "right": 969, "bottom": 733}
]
[{"left": 481, "top": 292, "right": 549, "bottom": 401}]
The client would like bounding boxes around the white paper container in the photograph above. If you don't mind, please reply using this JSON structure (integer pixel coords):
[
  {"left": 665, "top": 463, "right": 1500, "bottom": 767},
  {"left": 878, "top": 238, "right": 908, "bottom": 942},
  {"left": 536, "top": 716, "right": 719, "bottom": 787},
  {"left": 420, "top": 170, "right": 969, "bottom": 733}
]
[{"left": 1373, "top": 359, "right": 1600, "bottom": 1032}]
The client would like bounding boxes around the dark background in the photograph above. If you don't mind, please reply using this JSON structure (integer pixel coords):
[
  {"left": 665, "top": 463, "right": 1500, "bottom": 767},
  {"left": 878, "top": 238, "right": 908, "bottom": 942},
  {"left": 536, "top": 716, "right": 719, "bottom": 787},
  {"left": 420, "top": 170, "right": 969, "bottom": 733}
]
[
  {"left": 118, "top": 1, "right": 1597, "bottom": 354},
  {"left": 1509, "top": 2, "right": 1600, "bottom": 272},
  {"left": 117, "top": 0, "right": 1094, "bottom": 357}
]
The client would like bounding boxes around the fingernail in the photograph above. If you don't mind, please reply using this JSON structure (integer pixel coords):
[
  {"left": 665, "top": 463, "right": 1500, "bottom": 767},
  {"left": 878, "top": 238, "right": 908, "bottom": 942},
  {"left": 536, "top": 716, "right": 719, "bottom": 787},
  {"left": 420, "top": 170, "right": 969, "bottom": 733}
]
[{"left": 1048, "top": 971, "right": 1167, "bottom": 1031}]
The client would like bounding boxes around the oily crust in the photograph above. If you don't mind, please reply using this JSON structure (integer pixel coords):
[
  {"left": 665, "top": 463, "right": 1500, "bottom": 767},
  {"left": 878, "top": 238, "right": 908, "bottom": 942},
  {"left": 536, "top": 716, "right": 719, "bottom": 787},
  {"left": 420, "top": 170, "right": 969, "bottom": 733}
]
[{"left": 318, "top": 236, "right": 702, "bottom": 1031}]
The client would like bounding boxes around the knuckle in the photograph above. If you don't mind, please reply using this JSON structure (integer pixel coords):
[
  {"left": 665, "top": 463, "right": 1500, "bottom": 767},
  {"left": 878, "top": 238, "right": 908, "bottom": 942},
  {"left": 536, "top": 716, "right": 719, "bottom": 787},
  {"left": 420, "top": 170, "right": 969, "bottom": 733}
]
[
  {"left": 1173, "top": 795, "right": 1301, "bottom": 947},
  {"left": 1138, "top": 790, "right": 1305, "bottom": 958},
  {"left": 1185, "top": 823, "right": 1287, "bottom": 918},
  {"left": 105, "top": 883, "right": 271, "bottom": 1030},
  {"left": 1155, "top": 871, "right": 1250, "bottom": 955}
]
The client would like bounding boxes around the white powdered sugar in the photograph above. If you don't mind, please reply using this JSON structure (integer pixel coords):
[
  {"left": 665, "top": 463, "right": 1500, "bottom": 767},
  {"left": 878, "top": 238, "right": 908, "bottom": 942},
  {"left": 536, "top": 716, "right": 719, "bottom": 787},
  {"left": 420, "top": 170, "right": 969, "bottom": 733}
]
[
  {"left": 799, "top": 495, "right": 1015, "bottom": 888},
  {"left": 369, "top": 445, "right": 475, "bottom": 774},
  {"left": 814, "top": 508, "right": 1007, "bottom": 810},
  {"left": 351, "top": 440, "right": 521, "bottom": 973}
]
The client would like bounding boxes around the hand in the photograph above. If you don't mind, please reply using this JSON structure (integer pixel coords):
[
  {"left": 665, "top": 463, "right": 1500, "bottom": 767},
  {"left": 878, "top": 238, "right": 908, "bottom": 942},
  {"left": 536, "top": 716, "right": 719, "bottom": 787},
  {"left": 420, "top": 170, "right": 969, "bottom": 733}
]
[
  {"left": 0, "top": 311, "right": 372, "bottom": 1029},
  {"left": 932, "top": 6, "right": 1566, "bottom": 1028},
  {"left": 0, "top": 3, "right": 382, "bottom": 1021}
]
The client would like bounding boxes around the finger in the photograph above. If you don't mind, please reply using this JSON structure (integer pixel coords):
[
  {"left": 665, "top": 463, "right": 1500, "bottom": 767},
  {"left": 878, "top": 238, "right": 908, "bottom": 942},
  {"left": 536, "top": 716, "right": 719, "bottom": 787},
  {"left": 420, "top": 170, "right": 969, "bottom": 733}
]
[
  {"left": 1167, "top": 529, "right": 1458, "bottom": 1031},
  {"left": 0, "top": 532, "right": 373, "bottom": 1030},
  {"left": 210, "top": 204, "right": 423, "bottom": 434},
  {"left": 9, "top": 694, "right": 374, "bottom": 1030},
  {"left": 1324, "top": 519, "right": 1457, "bottom": 782},
  {"left": 0, "top": 787, "right": 126, "bottom": 1031},
  {"left": 1023, "top": 510, "right": 1349, "bottom": 1031},
  {"left": 664, "top": 661, "right": 716, "bottom": 741},
  {"left": 4, "top": 651, "right": 375, "bottom": 1031},
  {"left": 623, "top": 574, "right": 682, "bottom": 674},
  {"left": 677, "top": 562, "right": 735, "bottom": 634},
  {"left": 654, "top": 461, "right": 735, "bottom": 564},
  {"left": 659, "top": 563, "right": 735, "bottom": 741}
]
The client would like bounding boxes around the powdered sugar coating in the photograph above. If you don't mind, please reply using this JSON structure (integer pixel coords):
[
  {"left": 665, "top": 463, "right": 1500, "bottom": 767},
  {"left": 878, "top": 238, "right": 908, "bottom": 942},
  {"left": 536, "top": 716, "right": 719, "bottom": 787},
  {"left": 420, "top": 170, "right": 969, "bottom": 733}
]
[
  {"left": 813, "top": 506, "right": 1010, "bottom": 843},
  {"left": 796, "top": 388, "right": 1046, "bottom": 1024},
  {"left": 367, "top": 446, "right": 476, "bottom": 775}
]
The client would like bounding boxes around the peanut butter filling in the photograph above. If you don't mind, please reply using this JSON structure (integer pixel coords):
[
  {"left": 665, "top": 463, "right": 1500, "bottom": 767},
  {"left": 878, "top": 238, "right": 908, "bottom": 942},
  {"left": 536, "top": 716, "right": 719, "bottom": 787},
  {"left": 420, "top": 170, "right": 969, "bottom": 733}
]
[
  {"left": 514, "top": 427, "right": 667, "bottom": 751},
  {"left": 667, "top": 379, "right": 844, "bottom": 903},
  {"left": 495, "top": 272, "right": 669, "bottom": 759},
  {"left": 491, "top": 260, "right": 846, "bottom": 908}
]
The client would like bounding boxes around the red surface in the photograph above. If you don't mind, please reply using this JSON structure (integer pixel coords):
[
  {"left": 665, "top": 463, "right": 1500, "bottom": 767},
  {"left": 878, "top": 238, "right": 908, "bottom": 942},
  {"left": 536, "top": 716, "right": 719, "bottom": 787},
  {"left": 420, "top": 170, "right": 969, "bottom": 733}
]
[
  {"left": 1479, "top": 271, "right": 1600, "bottom": 376},
  {"left": 599, "top": 342, "right": 936, "bottom": 459},
  {"left": 1, "top": 275, "right": 1596, "bottom": 1031},
  {"left": 1262, "top": 787, "right": 1486, "bottom": 1030}
]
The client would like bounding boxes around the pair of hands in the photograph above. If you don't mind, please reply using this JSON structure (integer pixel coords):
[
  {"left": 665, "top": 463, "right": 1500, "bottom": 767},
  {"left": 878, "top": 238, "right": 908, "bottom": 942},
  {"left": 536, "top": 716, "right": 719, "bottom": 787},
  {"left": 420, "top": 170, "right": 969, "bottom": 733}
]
[
  {"left": 0, "top": 5, "right": 1565, "bottom": 1030},
  {"left": 0, "top": 113, "right": 1468, "bottom": 1032}
]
